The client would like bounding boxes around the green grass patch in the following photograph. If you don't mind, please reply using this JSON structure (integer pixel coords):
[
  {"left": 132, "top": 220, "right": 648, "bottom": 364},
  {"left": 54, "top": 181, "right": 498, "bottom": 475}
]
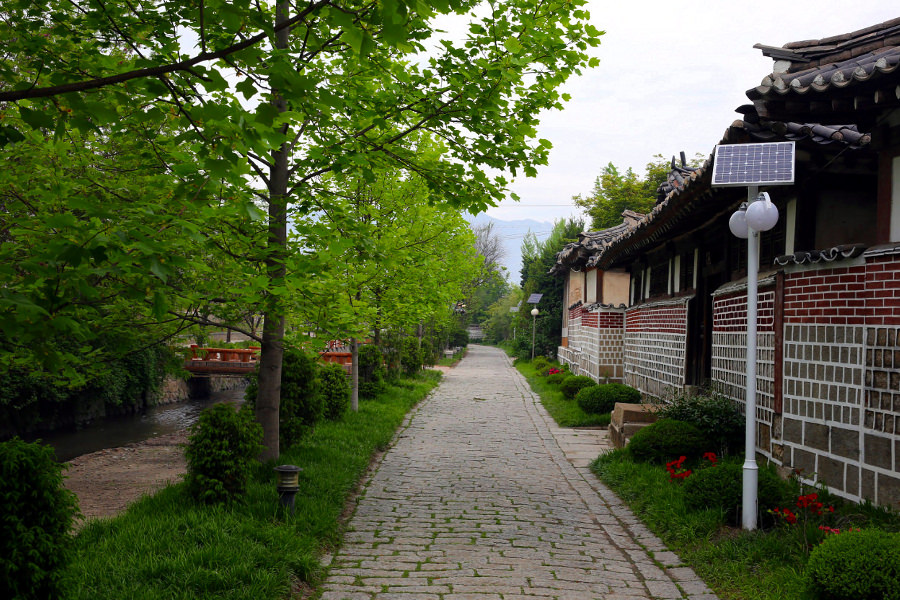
[
  {"left": 64, "top": 371, "right": 442, "bottom": 600},
  {"left": 591, "top": 450, "right": 900, "bottom": 600},
  {"left": 515, "top": 360, "right": 610, "bottom": 427}
]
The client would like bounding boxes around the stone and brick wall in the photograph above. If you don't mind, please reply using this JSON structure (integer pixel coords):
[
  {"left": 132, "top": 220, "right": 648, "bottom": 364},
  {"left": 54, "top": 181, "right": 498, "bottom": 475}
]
[
  {"left": 711, "top": 282, "right": 777, "bottom": 457},
  {"left": 711, "top": 252, "right": 900, "bottom": 507},
  {"left": 558, "top": 303, "right": 625, "bottom": 382},
  {"left": 623, "top": 298, "right": 690, "bottom": 399}
]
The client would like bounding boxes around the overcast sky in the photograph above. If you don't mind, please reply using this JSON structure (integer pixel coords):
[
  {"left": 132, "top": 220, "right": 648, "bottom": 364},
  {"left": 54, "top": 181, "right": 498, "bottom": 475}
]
[{"left": 484, "top": 2, "right": 898, "bottom": 225}]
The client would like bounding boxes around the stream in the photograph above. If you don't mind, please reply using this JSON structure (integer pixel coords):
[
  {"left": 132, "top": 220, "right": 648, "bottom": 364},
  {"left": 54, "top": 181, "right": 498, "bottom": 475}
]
[{"left": 36, "top": 388, "right": 246, "bottom": 463}]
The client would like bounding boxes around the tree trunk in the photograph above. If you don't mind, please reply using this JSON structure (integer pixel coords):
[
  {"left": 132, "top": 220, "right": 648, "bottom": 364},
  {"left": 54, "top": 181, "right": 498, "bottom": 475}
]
[
  {"left": 255, "top": 0, "right": 291, "bottom": 461},
  {"left": 350, "top": 337, "right": 359, "bottom": 412}
]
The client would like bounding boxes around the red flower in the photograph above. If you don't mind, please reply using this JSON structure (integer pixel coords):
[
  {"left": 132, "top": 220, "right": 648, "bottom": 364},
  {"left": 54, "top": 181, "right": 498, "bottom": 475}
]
[{"left": 702, "top": 452, "right": 718, "bottom": 465}]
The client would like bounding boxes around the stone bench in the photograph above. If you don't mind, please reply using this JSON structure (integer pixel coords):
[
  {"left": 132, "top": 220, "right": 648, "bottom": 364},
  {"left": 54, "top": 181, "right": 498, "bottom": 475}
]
[{"left": 608, "top": 403, "right": 659, "bottom": 449}]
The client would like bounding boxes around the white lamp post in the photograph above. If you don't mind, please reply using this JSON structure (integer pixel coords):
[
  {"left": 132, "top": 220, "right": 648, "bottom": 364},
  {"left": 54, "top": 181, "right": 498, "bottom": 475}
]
[
  {"left": 730, "top": 189, "right": 779, "bottom": 530},
  {"left": 530, "top": 307, "right": 539, "bottom": 360}
]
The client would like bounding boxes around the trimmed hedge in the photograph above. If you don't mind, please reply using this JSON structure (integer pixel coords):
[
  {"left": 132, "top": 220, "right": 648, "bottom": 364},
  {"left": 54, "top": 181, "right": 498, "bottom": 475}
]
[
  {"left": 560, "top": 375, "right": 596, "bottom": 400},
  {"left": 576, "top": 383, "right": 640, "bottom": 414},
  {"left": 627, "top": 419, "right": 707, "bottom": 463},
  {"left": 805, "top": 529, "right": 900, "bottom": 600}
]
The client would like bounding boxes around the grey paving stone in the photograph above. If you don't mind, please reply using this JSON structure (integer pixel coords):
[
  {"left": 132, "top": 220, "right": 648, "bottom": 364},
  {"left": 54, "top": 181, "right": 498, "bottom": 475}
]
[{"left": 319, "top": 346, "right": 718, "bottom": 599}]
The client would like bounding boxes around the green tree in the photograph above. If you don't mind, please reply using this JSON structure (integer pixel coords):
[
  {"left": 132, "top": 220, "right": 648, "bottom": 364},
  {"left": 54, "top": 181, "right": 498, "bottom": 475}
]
[
  {"left": 573, "top": 156, "right": 670, "bottom": 230},
  {"left": 513, "top": 218, "right": 584, "bottom": 358},
  {"left": 1, "top": 0, "right": 602, "bottom": 459}
]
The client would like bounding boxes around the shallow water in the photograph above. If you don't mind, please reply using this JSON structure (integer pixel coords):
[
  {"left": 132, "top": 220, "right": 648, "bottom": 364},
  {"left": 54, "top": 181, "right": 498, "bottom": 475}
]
[{"left": 35, "top": 388, "right": 245, "bottom": 462}]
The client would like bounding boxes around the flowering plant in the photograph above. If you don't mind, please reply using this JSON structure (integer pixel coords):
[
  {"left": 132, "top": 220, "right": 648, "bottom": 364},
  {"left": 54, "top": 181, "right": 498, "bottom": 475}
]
[
  {"left": 547, "top": 368, "right": 561, "bottom": 375},
  {"left": 770, "top": 489, "right": 838, "bottom": 551},
  {"left": 666, "top": 456, "right": 692, "bottom": 481}
]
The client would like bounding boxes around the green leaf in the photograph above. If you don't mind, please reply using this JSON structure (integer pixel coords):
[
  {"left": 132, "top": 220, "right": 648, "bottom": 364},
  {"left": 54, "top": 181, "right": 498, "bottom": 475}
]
[{"left": 19, "top": 106, "right": 56, "bottom": 130}]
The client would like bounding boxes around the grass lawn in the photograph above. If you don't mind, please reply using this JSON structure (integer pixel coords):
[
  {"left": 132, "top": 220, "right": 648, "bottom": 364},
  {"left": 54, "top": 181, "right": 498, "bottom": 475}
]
[
  {"left": 64, "top": 372, "right": 442, "bottom": 600},
  {"left": 514, "top": 360, "right": 611, "bottom": 427},
  {"left": 593, "top": 449, "right": 900, "bottom": 600}
]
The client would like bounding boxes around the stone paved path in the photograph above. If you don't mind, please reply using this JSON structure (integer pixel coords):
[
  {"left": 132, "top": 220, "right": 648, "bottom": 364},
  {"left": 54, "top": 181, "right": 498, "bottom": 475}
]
[{"left": 321, "top": 345, "right": 717, "bottom": 600}]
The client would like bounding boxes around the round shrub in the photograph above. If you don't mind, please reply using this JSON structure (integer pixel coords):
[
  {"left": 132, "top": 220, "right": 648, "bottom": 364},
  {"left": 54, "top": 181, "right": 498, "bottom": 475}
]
[
  {"left": 358, "top": 344, "right": 386, "bottom": 399},
  {"left": 560, "top": 375, "right": 596, "bottom": 400},
  {"left": 400, "top": 337, "right": 423, "bottom": 375},
  {"left": 575, "top": 385, "right": 611, "bottom": 414},
  {"left": 655, "top": 393, "right": 745, "bottom": 455},
  {"left": 805, "top": 529, "right": 900, "bottom": 600},
  {"left": 627, "top": 419, "right": 707, "bottom": 463},
  {"left": 245, "top": 346, "right": 324, "bottom": 449},
  {"left": 319, "top": 362, "right": 350, "bottom": 420},
  {"left": 578, "top": 383, "right": 641, "bottom": 414},
  {"left": 1, "top": 438, "right": 79, "bottom": 600},
  {"left": 546, "top": 372, "right": 566, "bottom": 385},
  {"left": 682, "top": 462, "right": 791, "bottom": 526},
  {"left": 186, "top": 403, "right": 262, "bottom": 504},
  {"left": 532, "top": 356, "right": 550, "bottom": 373}
]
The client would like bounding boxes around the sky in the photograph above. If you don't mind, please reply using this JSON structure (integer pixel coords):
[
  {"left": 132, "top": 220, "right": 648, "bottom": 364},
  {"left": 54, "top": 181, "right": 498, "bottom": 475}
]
[{"left": 483, "top": 2, "right": 899, "bottom": 225}]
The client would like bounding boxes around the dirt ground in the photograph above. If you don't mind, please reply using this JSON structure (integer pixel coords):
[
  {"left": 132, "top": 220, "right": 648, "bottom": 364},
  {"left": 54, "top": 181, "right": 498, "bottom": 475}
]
[
  {"left": 64, "top": 366, "right": 453, "bottom": 523},
  {"left": 64, "top": 430, "right": 188, "bottom": 523}
]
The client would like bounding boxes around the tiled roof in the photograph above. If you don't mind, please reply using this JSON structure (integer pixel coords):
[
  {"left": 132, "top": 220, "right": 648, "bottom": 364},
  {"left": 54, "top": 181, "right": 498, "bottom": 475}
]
[
  {"left": 589, "top": 115, "right": 872, "bottom": 270},
  {"left": 730, "top": 107, "right": 871, "bottom": 148},
  {"left": 753, "top": 17, "right": 900, "bottom": 73},
  {"left": 748, "top": 18, "right": 900, "bottom": 119},
  {"left": 774, "top": 244, "right": 867, "bottom": 266},
  {"left": 550, "top": 211, "right": 643, "bottom": 274}
]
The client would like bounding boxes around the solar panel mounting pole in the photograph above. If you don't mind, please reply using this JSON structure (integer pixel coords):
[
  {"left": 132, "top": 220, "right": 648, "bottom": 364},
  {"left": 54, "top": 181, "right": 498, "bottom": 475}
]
[
  {"left": 743, "top": 185, "right": 760, "bottom": 531},
  {"left": 714, "top": 141, "right": 792, "bottom": 531}
]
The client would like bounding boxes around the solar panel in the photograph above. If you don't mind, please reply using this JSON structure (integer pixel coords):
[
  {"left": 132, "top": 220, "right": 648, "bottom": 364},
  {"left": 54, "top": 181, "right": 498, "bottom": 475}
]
[
  {"left": 711, "top": 142, "right": 795, "bottom": 187},
  {"left": 526, "top": 293, "right": 543, "bottom": 304}
]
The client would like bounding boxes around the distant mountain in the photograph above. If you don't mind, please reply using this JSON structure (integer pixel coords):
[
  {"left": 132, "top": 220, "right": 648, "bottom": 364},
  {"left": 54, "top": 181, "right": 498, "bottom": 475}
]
[{"left": 466, "top": 214, "right": 555, "bottom": 284}]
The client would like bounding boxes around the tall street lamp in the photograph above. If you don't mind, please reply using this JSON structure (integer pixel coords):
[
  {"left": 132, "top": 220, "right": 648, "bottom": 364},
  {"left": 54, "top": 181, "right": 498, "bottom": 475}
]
[
  {"left": 530, "top": 307, "right": 539, "bottom": 360},
  {"left": 729, "top": 189, "right": 779, "bottom": 530}
]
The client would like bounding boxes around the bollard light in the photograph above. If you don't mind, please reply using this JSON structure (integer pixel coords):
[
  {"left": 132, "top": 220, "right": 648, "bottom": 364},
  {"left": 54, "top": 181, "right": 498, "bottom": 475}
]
[{"left": 274, "top": 464, "right": 302, "bottom": 514}]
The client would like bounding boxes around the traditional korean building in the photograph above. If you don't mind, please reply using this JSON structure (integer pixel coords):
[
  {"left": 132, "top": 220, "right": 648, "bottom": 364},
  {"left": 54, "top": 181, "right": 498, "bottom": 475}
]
[{"left": 555, "top": 17, "right": 900, "bottom": 507}]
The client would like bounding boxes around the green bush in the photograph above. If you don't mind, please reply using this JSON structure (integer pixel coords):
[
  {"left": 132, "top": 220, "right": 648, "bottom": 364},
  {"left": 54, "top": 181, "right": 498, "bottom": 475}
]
[
  {"left": 185, "top": 403, "right": 262, "bottom": 504},
  {"left": 682, "top": 462, "right": 792, "bottom": 526},
  {"left": 449, "top": 328, "right": 469, "bottom": 348},
  {"left": 319, "top": 362, "right": 350, "bottom": 420},
  {"left": 627, "top": 419, "right": 707, "bottom": 463},
  {"left": 244, "top": 346, "right": 324, "bottom": 449},
  {"left": 400, "top": 337, "right": 423, "bottom": 376},
  {"left": 577, "top": 383, "right": 640, "bottom": 414},
  {"left": 532, "top": 356, "right": 550, "bottom": 373},
  {"left": 655, "top": 393, "right": 745, "bottom": 455},
  {"left": 0, "top": 438, "right": 79, "bottom": 600},
  {"left": 805, "top": 529, "right": 900, "bottom": 600},
  {"left": 546, "top": 372, "right": 566, "bottom": 385},
  {"left": 357, "top": 344, "right": 386, "bottom": 399},
  {"left": 559, "top": 375, "right": 596, "bottom": 400}
]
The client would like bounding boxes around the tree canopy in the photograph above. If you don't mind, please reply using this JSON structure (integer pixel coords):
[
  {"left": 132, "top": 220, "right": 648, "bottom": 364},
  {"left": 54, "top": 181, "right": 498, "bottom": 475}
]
[{"left": 0, "top": 0, "right": 603, "bottom": 458}]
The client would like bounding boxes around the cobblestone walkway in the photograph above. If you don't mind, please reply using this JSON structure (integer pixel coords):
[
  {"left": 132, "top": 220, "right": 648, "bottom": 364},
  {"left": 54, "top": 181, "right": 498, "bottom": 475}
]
[{"left": 321, "top": 345, "right": 717, "bottom": 600}]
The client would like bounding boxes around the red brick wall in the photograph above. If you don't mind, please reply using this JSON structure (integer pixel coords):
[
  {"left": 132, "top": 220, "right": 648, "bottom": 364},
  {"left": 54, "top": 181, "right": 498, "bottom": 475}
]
[
  {"left": 713, "top": 290, "right": 775, "bottom": 333},
  {"left": 782, "top": 265, "right": 868, "bottom": 325},
  {"left": 625, "top": 304, "right": 687, "bottom": 334},
  {"left": 597, "top": 311, "right": 624, "bottom": 329},
  {"left": 582, "top": 311, "right": 598, "bottom": 328}
]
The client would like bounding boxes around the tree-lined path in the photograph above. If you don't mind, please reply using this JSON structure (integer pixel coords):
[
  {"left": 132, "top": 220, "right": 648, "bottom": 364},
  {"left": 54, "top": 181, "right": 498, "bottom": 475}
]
[{"left": 321, "top": 345, "right": 717, "bottom": 600}]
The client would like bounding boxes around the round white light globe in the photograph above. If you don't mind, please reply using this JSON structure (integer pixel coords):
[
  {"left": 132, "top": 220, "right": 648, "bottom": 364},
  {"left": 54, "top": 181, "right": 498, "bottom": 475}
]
[
  {"left": 746, "top": 193, "right": 779, "bottom": 232},
  {"left": 531, "top": 307, "right": 539, "bottom": 317},
  {"left": 729, "top": 208, "right": 749, "bottom": 239}
]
